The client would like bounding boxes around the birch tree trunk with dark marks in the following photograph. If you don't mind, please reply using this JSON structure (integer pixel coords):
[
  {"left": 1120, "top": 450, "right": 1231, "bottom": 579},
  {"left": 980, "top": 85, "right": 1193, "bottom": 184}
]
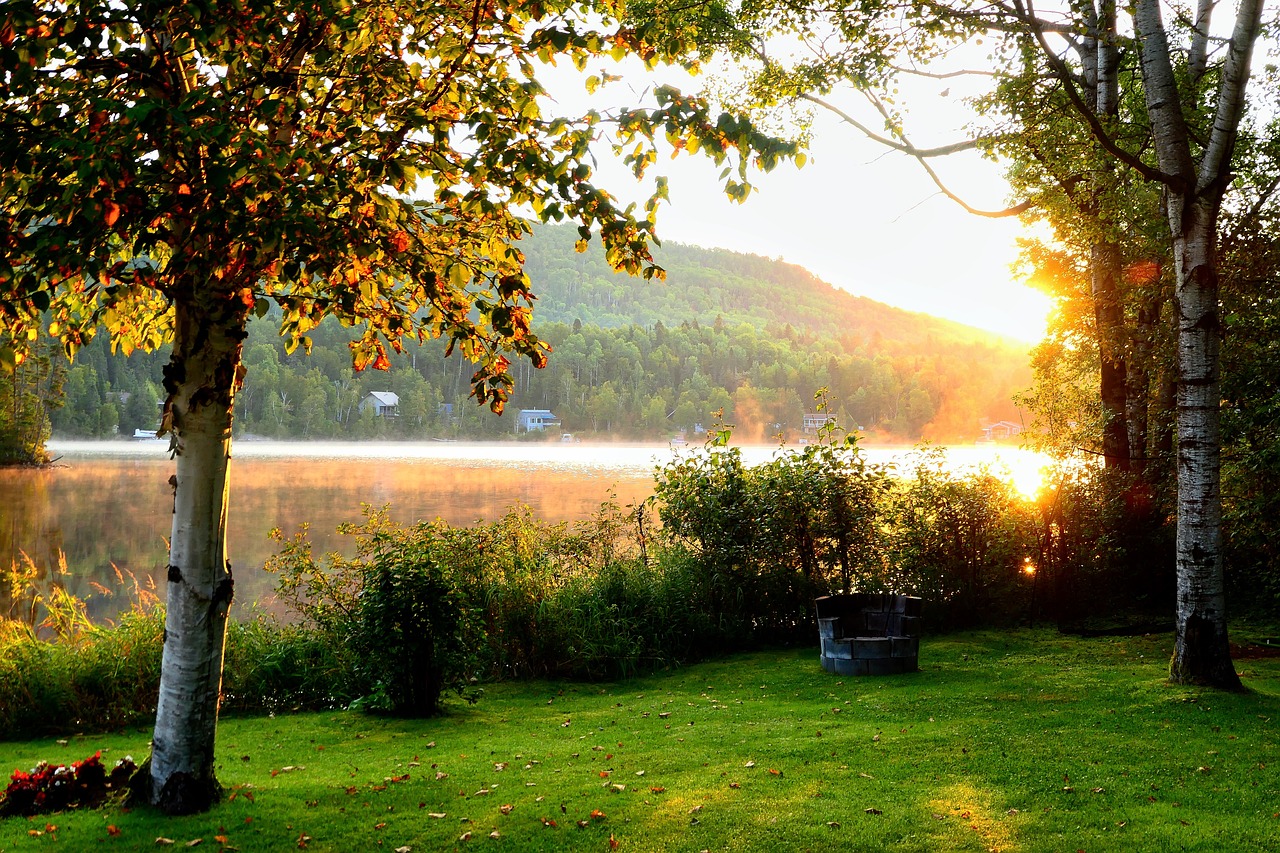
[
  {"left": 1135, "top": 0, "right": 1263, "bottom": 688},
  {"left": 143, "top": 292, "right": 249, "bottom": 813}
]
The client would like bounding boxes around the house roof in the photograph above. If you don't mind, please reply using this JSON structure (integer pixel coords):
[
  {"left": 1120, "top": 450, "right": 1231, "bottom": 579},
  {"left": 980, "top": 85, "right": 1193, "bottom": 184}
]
[{"left": 365, "top": 391, "right": 399, "bottom": 406}]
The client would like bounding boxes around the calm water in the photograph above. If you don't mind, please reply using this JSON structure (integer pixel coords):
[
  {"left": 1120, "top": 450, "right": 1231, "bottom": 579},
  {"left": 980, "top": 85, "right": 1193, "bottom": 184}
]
[{"left": 3, "top": 440, "right": 1048, "bottom": 621}]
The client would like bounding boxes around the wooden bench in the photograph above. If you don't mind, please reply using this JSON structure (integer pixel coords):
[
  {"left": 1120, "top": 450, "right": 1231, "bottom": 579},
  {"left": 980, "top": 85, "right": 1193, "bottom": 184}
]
[{"left": 816, "top": 593, "right": 922, "bottom": 676}]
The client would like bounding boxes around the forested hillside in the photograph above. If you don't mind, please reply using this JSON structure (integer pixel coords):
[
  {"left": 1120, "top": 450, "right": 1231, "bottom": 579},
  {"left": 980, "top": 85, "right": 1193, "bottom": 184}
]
[{"left": 47, "top": 227, "right": 1030, "bottom": 444}]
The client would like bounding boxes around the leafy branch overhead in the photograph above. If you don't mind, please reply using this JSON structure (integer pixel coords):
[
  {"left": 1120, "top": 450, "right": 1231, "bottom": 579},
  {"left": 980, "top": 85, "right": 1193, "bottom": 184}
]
[{"left": 0, "top": 0, "right": 797, "bottom": 411}]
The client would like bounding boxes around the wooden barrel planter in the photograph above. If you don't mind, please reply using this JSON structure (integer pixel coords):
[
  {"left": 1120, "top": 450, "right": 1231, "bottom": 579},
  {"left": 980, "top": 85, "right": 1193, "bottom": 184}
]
[{"left": 815, "top": 593, "right": 922, "bottom": 676}]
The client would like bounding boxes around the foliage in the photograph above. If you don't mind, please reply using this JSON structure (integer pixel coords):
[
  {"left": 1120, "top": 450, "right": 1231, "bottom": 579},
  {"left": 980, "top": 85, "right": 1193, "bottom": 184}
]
[
  {"left": 653, "top": 413, "right": 896, "bottom": 641},
  {"left": 267, "top": 510, "right": 482, "bottom": 716},
  {"left": 884, "top": 447, "right": 1035, "bottom": 630},
  {"left": 4, "top": 635, "right": 1280, "bottom": 849},
  {"left": 0, "top": 590, "right": 164, "bottom": 739},
  {"left": 1030, "top": 465, "right": 1175, "bottom": 627},
  {"left": 0, "top": 0, "right": 795, "bottom": 404},
  {"left": 0, "top": 750, "right": 135, "bottom": 817},
  {"left": 0, "top": 338, "right": 61, "bottom": 465}
]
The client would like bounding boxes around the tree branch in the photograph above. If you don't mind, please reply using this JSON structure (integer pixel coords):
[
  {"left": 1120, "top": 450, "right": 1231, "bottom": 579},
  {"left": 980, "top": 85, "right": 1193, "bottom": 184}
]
[{"left": 1013, "top": 0, "right": 1175, "bottom": 187}]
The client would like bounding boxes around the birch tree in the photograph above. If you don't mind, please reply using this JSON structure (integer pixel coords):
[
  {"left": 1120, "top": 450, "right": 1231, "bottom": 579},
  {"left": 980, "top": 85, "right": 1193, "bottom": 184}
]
[{"left": 0, "top": 0, "right": 794, "bottom": 813}]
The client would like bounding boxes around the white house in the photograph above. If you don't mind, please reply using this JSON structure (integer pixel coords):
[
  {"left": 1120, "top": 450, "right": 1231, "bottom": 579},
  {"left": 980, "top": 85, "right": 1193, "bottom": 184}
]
[
  {"left": 516, "top": 409, "right": 561, "bottom": 433},
  {"left": 803, "top": 412, "right": 834, "bottom": 434},
  {"left": 359, "top": 391, "right": 400, "bottom": 418},
  {"left": 981, "top": 420, "right": 1023, "bottom": 441}
]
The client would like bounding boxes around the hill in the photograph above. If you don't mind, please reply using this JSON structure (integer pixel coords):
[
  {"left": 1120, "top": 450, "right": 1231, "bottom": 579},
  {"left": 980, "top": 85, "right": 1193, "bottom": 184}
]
[{"left": 521, "top": 224, "right": 1025, "bottom": 355}]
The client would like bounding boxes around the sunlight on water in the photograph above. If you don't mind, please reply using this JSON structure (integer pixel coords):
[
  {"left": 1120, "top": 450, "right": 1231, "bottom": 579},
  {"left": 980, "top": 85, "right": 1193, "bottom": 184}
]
[
  {"left": 51, "top": 438, "right": 1052, "bottom": 489},
  {"left": 19, "top": 439, "right": 1053, "bottom": 619}
]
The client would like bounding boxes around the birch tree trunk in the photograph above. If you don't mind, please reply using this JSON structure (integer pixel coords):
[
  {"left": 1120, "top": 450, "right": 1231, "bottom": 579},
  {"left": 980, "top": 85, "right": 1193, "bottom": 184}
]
[
  {"left": 1168, "top": 200, "right": 1239, "bottom": 687},
  {"left": 1135, "top": 0, "right": 1262, "bottom": 688},
  {"left": 142, "top": 292, "right": 249, "bottom": 813}
]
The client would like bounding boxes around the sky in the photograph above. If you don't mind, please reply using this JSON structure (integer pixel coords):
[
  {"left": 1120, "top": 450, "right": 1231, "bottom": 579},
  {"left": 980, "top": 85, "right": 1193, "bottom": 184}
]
[{"left": 551, "top": 61, "right": 1055, "bottom": 344}]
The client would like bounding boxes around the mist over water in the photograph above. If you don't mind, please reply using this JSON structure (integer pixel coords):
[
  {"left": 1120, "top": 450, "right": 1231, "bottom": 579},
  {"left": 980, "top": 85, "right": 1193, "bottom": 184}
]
[{"left": 6, "top": 440, "right": 1049, "bottom": 620}]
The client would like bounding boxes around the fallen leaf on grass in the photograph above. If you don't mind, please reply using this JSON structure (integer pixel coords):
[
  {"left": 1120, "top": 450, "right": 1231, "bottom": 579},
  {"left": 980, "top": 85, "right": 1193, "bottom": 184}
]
[
  {"left": 649, "top": 787, "right": 665, "bottom": 793},
  {"left": 827, "top": 821, "right": 841, "bottom": 829},
  {"left": 609, "top": 834, "right": 619, "bottom": 849},
  {"left": 689, "top": 805, "right": 703, "bottom": 814},
  {"left": 1091, "top": 787, "right": 1105, "bottom": 794},
  {"left": 540, "top": 817, "right": 558, "bottom": 828},
  {"left": 767, "top": 769, "right": 782, "bottom": 777},
  {"left": 436, "top": 772, "right": 448, "bottom": 781},
  {"left": 155, "top": 840, "right": 174, "bottom": 847},
  {"left": 865, "top": 808, "right": 883, "bottom": 816},
  {"left": 591, "top": 809, "right": 607, "bottom": 820},
  {"left": 107, "top": 826, "right": 122, "bottom": 836},
  {"left": 185, "top": 841, "right": 202, "bottom": 848},
  {"left": 729, "top": 782, "right": 741, "bottom": 789},
  {"left": 395, "top": 847, "right": 412, "bottom": 853},
  {"left": 427, "top": 813, "right": 447, "bottom": 819},
  {"left": 743, "top": 760, "right": 755, "bottom": 768},
  {"left": 489, "top": 831, "right": 501, "bottom": 839},
  {"left": 296, "top": 833, "right": 311, "bottom": 849},
  {"left": 459, "top": 831, "right": 471, "bottom": 841},
  {"left": 500, "top": 804, "right": 514, "bottom": 815}
]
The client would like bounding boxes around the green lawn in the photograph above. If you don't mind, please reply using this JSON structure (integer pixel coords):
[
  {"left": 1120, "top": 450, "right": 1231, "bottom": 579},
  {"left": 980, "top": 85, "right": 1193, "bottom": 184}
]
[{"left": 3, "top": 629, "right": 1279, "bottom": 851}]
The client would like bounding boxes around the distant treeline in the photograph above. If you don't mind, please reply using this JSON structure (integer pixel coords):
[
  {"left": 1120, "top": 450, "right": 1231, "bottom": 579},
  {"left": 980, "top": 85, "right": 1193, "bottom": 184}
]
[
  {"left": 47, "top": 313, "right": 1024, "bottom": 444},
  {"left": 42, "top": 226, "right": 1029, "bottom": 444}
]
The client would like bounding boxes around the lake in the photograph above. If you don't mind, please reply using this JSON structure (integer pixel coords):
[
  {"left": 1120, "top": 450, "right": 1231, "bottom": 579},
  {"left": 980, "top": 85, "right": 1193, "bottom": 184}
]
[{"left": 2, "top": 439, "right": 1049, "bottom": 622}]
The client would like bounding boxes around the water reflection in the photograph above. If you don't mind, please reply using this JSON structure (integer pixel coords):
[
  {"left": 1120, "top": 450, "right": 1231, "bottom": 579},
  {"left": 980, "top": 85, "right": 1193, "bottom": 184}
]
[{"left": 5, "top": 440, "right": 1050, "bottom": 621}]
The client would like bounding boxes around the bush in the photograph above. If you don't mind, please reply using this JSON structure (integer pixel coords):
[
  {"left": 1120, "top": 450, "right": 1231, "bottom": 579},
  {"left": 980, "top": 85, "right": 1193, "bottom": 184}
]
[
  {"left": 885, "top": 447, "right": 1036, "bottom": 630},
  {"left": 1030, "top": 465, "right": 1174, "bottom": 627},
  {"left": 268, "top": 509, "right": 484, "bottom": 716},
  {"left": 654, "top": 431, "right": 894, "bottom": 643}
]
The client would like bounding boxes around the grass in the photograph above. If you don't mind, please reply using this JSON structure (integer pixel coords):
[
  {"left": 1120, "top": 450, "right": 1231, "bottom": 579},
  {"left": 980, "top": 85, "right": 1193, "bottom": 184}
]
[{"left": 2, "top": 628, "right": 1279, "bottom": 852}]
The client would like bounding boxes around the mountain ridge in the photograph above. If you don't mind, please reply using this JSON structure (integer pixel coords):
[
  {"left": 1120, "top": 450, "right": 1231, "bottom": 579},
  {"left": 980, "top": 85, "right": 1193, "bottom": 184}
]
[{"left": 521, "top": 223, "right": 1030, "bottom": 356}]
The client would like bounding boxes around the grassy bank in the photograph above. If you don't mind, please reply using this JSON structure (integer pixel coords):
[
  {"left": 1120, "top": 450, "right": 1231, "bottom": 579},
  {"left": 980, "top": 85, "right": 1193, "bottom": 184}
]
[{"left": 2, "top": 629, "right": 1279, "bottom": 851}]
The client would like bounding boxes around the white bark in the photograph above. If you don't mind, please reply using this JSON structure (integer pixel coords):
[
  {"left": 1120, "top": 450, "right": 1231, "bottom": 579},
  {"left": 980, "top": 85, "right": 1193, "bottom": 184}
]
[
  {"left": 1134, "top": 0, "right": 1263, "bottom": 688},
  {"left": 145, "top": 297, "right": 245, "bottom": 812}
]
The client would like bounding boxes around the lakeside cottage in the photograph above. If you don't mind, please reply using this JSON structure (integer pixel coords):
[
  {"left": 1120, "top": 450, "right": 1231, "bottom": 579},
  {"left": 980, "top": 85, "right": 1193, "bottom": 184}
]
[
  {"left": 803, "top": 412, "right": 835, "bottom": 434},
  {"left": 516, "top": 409, "right": 561, "bottom": 433},
  {"left": 980, "top": 420, "right": 1023, "bottom": 442},
  {"left": 359, "top": 391, "right": 400, "bottom": 418}
]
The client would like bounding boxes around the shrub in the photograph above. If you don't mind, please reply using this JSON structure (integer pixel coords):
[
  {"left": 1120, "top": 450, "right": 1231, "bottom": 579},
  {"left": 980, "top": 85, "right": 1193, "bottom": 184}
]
[
  {"left": 885, "top": 447, "right": 1036, "bottom": 629},
  {"left": 653, "top": 428, "right": 893, "bottom": 644},
  {"left": 268, "top": 509, "right": 484, "bottom": 716},
  {"left": 1030, "top": 465, "right": 1175, "bottom": 627}
]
